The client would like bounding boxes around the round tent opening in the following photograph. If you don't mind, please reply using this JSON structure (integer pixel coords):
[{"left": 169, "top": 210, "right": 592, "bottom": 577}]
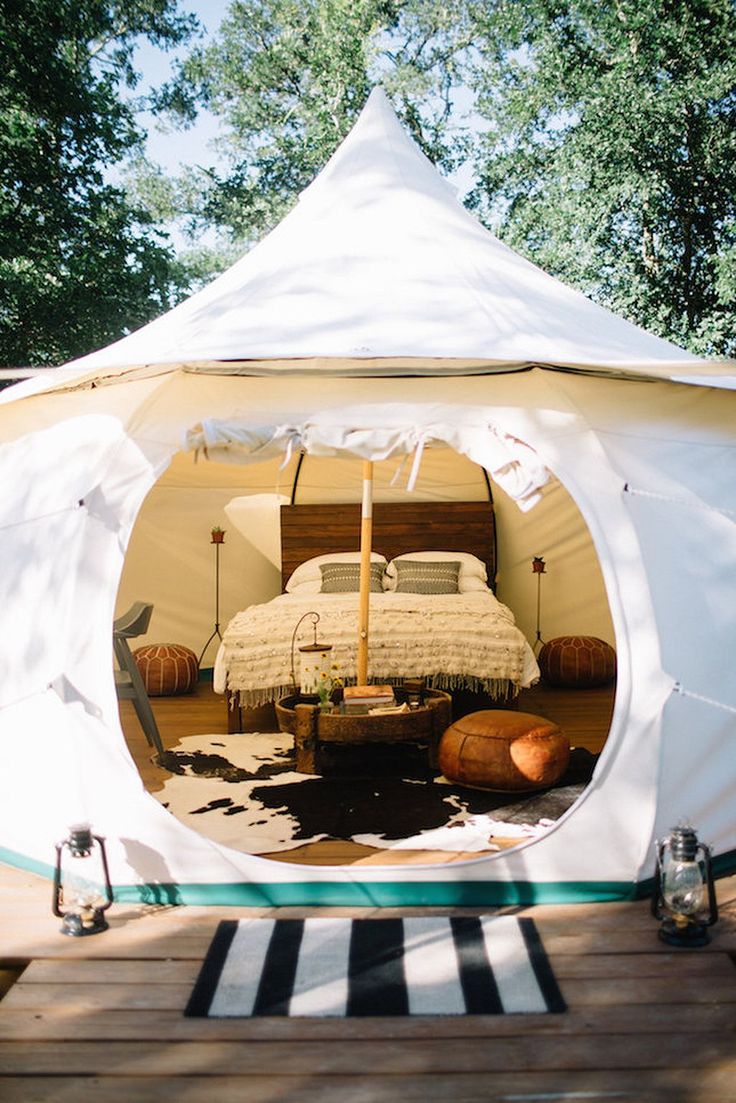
[{"left": 114, "top": 428, "right": 618, "bottom": 870}]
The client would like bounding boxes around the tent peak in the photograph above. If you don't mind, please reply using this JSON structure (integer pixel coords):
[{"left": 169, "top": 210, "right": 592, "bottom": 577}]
[
  {"left": 297, "top": 83, "right": 458, "bottom": 212},
  {"left": 52, "top": 79, "right": 728, "bottom": 387}
]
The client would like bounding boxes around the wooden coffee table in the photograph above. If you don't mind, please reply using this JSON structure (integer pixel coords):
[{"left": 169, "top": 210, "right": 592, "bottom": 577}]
[{"left": 275, "top": 689, "right": 452, "bottom": 774}]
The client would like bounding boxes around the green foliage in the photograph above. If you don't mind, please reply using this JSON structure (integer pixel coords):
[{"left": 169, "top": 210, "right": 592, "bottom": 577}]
[
  {"left": 467, "top": 0, "right": 736, "bottom": 356},
  {"left": 143, "top": 0, "right": 736, "bottom": 356},
  {"left": 156, "top": 0, "right": 474, "bottom": 245},
  {"left": 0, "top": 0, "right": 197, "bottom": 366}
]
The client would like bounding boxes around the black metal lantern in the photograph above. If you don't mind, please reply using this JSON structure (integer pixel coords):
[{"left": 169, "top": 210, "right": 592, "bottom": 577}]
[
  {"left": 290, "top": 611, "right": 333, "bottom": 700},
  {"left": 52, "top": 823, "right": 114, "bottom": 937},
  {"left": 651, "top": 824, "right": 718, "bottom": 946}
]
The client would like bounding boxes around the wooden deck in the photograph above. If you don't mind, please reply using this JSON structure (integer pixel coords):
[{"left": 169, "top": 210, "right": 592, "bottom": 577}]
[
  {"left": 1, "top": 681, "right": 734, "bottom": 1099},
  {"left": 1, "top": 861, "right": 734, "bottom": 1101}
]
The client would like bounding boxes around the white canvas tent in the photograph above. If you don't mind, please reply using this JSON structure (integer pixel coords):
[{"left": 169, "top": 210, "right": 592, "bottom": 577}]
[{"left": 0, "top": 88, "right": 734, "bottom": 907}]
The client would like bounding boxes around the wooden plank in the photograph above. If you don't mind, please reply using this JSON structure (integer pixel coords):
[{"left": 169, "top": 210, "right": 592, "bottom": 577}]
[
  {"left": 3, "top": 972, "right": 734, "bottom": 1014},
  {"left": 1, "top": 1069, "right": 735, "bottom": 1103},
  {"left": 548, "top": 950, "right": 735, "bottom": 978},
  {"left": 0, "top": 984, "right": 192, "bottom": 1011},
  {"left": 18, "top": 960, "right": 203, "bottom": 984},
  {"left": 1, "top": 1034, "right": 735, "bottom": 1075},
  {"left": 15, "top": 950, "right": 731, "bottom": 986},
  {"left": 0, "top": 1003, "right": 734, "bottom": 1042},
  {"left": 5, "top": 930, "right": 732, "bottom": 964}
]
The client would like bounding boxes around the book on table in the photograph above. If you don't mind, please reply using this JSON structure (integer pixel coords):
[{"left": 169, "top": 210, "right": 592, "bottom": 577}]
[{"left": 343, "top": 684, "right": 395, "bottom": 709}]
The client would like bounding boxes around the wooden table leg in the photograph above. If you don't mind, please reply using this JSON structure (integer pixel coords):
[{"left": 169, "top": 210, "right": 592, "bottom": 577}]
[
  {"left": 426, "top": 694, "right": 452, "bottom": 770},
  {"left": 226, "top": 689, "right": 242, "bottom": 734},
  {"left": 294, "top": 703, "right": 320, "bottom": 774}
]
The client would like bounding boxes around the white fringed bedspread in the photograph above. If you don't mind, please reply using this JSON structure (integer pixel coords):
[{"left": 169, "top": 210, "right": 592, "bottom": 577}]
[{"left": 214, "top": 591, "right": 539, "bottom": 707}]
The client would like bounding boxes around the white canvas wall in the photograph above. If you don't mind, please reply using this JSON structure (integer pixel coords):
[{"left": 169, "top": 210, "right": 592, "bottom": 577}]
[{"left": 2, "top": 365, "right": 733, "bottom": 908}]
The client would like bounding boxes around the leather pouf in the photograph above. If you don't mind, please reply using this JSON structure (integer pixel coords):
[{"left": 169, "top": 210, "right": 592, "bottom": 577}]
[
  {"left": 538, "top": 636, "right": 616, "bottom": 688},
  {"left": 439, "top": 710, "right": 570, "bottom": 792},
  {"left": 133, "top": 644, "right": 199, "bottom": 696}
]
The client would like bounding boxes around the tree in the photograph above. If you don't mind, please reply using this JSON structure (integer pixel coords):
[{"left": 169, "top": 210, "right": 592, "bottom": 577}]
[
  {"left": 155, "top": 0, "right": 475, "bottom": 246},
  {"left": 467, "top": 0, "right": 736, "bottom": 356},
  {"left": 0, "top": 0, "right": 197, "bottom": 367}
]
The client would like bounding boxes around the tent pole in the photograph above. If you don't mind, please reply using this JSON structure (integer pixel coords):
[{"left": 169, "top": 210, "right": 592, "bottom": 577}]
[{"left": 357, "top": 459, "right": 373, "bottom": 685}]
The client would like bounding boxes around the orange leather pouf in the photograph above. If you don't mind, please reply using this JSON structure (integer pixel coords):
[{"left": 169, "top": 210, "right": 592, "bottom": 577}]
[
  {"left": 438, "top": 710, "right": 570, "bottom": 792},
  {"left": 133, "top": 644, "right": 199, "bottom": 696},
  {"left": 538, "top": 635, "right": 616, "bottom": 688}
]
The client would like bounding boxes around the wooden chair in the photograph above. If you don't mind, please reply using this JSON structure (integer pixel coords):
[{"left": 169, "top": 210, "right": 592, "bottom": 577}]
[{"left": 113, "top": 602, "right": 164, "bottom": 757}]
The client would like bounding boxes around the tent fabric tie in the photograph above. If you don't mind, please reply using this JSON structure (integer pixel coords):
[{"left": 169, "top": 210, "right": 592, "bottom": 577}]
[
  {"left": 623, "top": 483, "right": 736, "bottom": 520},
  {"left": 0, "top": 500, "right": 86, "bottom": 533},
  {"left": 673, "top": 682, "right": 736, "bottom": 716},
  {"left": 406, "top": 436, "right": 427, "bottom": 492}
]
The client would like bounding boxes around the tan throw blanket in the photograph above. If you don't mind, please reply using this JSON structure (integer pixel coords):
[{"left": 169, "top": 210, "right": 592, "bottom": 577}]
[{"left": 214, "top": 592, "right": 538, "bottom": 707}]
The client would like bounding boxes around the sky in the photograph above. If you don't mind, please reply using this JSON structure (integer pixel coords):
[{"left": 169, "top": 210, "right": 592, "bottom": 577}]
[
  {"left": 126, "top": 1, "right": 231, "bottom": 251},
  {"left": 133, "top": 0, "right": 229, "bottom": 177}
]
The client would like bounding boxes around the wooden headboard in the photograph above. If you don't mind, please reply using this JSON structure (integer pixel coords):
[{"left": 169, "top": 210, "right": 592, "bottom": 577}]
[{"left": 280, "top": 502, "right": 496, "bottom": 591}]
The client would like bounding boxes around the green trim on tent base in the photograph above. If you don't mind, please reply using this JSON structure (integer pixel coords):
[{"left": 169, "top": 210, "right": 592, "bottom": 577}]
[
  {"left": 0, "top": 847, "right": 56, "bottom": 882},
  {"left": 4, "top": 845, "right": 734, "bottom": 909},
  {"left": 114, "top": 879, "right": 637, "bottom": 907}
]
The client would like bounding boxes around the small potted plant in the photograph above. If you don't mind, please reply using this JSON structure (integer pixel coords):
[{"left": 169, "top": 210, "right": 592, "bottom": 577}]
[
  {"left": 317, "top": 665, "right": 343, "bottom": 711},
  {"left": 211, "top": 526, "right": 225, "bottom": 544}
]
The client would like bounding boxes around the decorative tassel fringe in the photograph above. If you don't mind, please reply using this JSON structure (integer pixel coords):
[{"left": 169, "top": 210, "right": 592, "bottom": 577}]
[{"left": 234, "top": 676, "right": 517, "bottom": 710}]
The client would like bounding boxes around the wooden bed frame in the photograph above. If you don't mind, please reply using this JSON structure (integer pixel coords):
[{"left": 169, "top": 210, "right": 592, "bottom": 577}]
[
  {"left": 280, "top": 501, "right": 496, "bottom": 592},
  {"left": 227, "top": 500, "right": 498, "bottom": 732}
]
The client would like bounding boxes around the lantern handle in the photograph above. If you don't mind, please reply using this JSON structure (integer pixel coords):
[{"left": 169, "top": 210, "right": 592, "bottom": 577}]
[
  {"left": 698, "top": 842, "right": 718, "bottom": 927},
  {"left": 650, "top": 837, "right": 666, "bottom": 919},
  {"left": 52, "top": 840, "right": 65, "bottom": 919},
  {"left": 93, "top": 832, "right": 114, "bottom": 911}
]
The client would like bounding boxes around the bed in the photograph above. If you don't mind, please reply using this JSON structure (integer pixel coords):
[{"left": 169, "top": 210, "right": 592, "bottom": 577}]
[{"left": 215, "top": 501, "right": 539, "bottom": 731}]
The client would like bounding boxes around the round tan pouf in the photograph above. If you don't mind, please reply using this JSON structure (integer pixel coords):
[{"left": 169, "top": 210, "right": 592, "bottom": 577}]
[
  {"left": 133, "top": 644, "right": 199, "bottom": 696},
  {"left": 538, "top": 636, "right": 616, "bottom": 688},
  {"left": 439, "top": 710, "right": 570, "bottom": 792}
]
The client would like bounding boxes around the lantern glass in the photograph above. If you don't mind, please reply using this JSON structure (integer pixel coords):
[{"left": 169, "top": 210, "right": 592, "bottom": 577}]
[
  {"left": 299, "top": 646, "right": 332, "bottom": 697},
  {"left": 661, "top": 856, "right": 705, "bottom": 916}
]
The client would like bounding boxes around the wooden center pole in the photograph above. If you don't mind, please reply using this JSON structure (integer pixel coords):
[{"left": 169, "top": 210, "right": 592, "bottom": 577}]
[{"left": 357, "top": 459, "right": 374, "bottom": 685}]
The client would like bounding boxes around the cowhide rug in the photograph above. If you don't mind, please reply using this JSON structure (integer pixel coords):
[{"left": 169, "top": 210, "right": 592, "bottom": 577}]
[{"left": 155, "top": 733, "right": 598, "bottom": 855}]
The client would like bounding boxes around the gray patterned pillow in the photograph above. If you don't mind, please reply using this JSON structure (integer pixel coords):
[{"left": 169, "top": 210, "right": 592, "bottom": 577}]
[
  {"left": 393, "top": 560, "right": 460, "bottom": 594},
  {"left": 320, "top": 562, "right": 384, "bottom": 593}
]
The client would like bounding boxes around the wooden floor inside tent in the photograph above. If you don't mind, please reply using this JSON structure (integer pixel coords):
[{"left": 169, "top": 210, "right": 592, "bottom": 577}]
[
  {"left": 123, "top": 679, "right": 616, "bottom": 865},
  {"left": 1, "top": 682, "right": 735, "bottom": 1100}
]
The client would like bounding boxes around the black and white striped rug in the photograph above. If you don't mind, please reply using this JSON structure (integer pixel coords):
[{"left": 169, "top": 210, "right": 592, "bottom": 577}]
[{"left": 185, "top": 916, "right": 566, "bottom": 1017}]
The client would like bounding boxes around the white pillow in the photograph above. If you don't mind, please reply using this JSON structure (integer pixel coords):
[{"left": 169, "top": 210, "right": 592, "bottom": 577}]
[
  {"left": 383, "top": 551, "right": 489, "bottom": 593},
  {"left": 286, "top": 551, "right": 387, "bottom": 593},
  {"left": 455, "top": 575, "right": 491, "bottom": 593}
]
